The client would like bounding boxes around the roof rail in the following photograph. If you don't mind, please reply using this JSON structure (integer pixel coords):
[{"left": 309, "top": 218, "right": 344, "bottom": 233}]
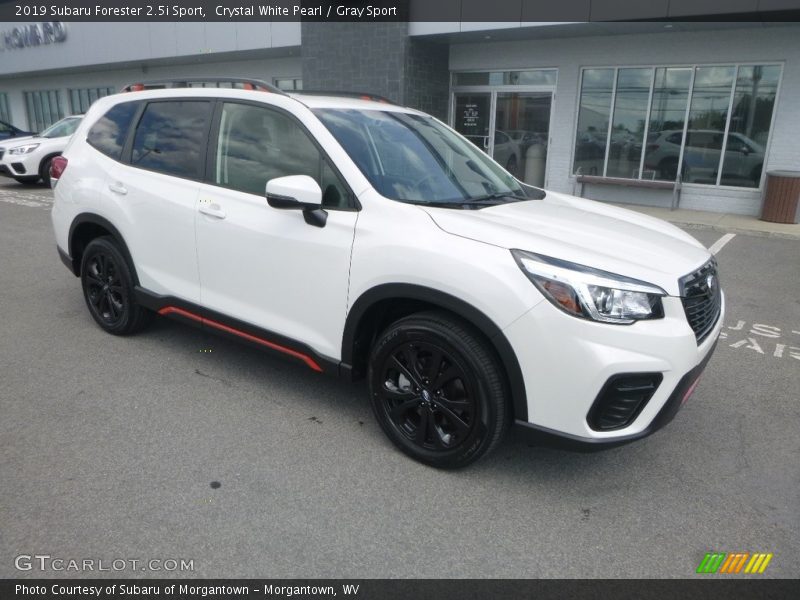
[
  {"left": 293, "top": 90, "right": 398, "bottom": 105},
  {"left": 120, "top": 78, "right": 287, "bottom": 95}
]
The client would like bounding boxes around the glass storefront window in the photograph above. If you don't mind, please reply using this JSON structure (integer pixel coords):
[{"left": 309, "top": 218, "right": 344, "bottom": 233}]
[
  {"left": 453, "top": 93, "right": 492, "bottom": 151},
  {"left": 453, "top": 70, "right": 557, "bottom": 87},
  {"left": 643, "top": 67, "right": 692, "bottom": 180},
  {"left": 494, "top": 92, "right": 552, "bottom": 186},
  {"left": 719, "top": 65, "right": 781, "bottom": 188},
  {"left": 682, "top": 66, "right": 736, "bottom": 184},
  {"left": 24, "top": 90, "right": 64, "bottom": 132},
  {"left": 0, "top": 93, "right": 11, "bottom": 123},
  {"left": 573, "top": 63, "right": 781, "bottom": 189},
  {"left": 69, "top": 87, "right": 115, "bottom": 114},
  {"left": 573, "top": 68, "right": 614, "bottom": 176},
  {"left": 606, "top": 68, "right": 652, "bottom": 179},
  {"left": 274, "top": 78, "right": 303, "bottom": 91}
]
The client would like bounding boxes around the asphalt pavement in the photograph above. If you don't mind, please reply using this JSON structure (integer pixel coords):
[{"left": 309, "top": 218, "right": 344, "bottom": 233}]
[{"left": 1, "top": 179, "right": 798, "bottom": 579}]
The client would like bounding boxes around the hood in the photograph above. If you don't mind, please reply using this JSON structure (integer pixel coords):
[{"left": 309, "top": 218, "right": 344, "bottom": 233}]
[
  {"left": 0, "top": 135, "right": 37, "bottom": 149},
  {"left": 420, "top": 191, "right": 711, "bottom": 296}
]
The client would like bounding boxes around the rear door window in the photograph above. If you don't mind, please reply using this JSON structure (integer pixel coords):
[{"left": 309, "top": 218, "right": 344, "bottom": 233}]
[{"left": 131, "top": 101, "right": 212, "bottom": 179}]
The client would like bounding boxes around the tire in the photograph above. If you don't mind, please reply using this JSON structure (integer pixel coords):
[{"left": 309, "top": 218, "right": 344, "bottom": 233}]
[
  {"left": 368, "top": 311, "right": 509, "bottom": 469},
  {"left": 13, "top": 176, "right": 40, "bottom": 185},
  {"left": 80, "top": 236, "right": 152, "bottom": 335},
  {"left": 40, "top": 157, "right": 53, "bottom": 187}
]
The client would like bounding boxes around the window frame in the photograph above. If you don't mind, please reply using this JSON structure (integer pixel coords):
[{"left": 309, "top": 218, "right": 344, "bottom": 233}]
[
  {"left": 204, "top": 98, "right": 360, "bottom": 212},
  {"left": 571, "top": 61, "right": 784, "bottom": 191}
]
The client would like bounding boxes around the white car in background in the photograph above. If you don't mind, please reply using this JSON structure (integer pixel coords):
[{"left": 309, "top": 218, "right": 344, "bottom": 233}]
[{"left": 0, "top": 115, "right": 83, "bottom": 186}]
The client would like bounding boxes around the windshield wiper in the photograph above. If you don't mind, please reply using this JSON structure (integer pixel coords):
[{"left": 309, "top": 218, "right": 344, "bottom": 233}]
[{"left": 465, "top": 192, "right": 528, "bottom": 204}]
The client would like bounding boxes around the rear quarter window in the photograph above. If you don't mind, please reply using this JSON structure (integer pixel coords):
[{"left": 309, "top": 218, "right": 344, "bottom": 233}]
[{"left": 86, "top": 101, "right": 140, "bottom": 161}]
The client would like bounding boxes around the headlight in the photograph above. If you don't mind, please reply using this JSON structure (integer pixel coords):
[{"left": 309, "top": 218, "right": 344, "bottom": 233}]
[
  {"left": 8, "top": 143, "right": 40, "bottom": 155},
  {"left": 511, "top": 249, "right": 666, "bottom": 324}
]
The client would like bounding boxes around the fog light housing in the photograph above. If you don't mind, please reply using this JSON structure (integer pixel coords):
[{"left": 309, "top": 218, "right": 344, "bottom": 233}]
[{"left": 588, "top": 373, "right": 663, "bottom": 431}]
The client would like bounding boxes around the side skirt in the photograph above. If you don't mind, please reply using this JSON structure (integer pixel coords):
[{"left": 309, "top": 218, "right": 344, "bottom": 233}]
[{"left": 134, "top": 287, "right": 345, "bottom": 378}]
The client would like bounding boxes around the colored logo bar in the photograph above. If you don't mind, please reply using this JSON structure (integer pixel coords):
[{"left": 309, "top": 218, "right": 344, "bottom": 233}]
[{"left": 697, "top": 552, "right": 773, "bottom": 574}]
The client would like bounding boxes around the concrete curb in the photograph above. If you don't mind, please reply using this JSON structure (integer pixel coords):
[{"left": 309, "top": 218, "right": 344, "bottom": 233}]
[
  {"left": 610, "top": 203, "right": 800, "bottom": 240},
  {"left": 664, "top": 221, "right": 800, "bottom": 240}
]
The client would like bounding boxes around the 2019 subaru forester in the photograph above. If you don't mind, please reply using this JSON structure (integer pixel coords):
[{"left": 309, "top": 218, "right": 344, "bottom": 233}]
[{"left": 50, "top": 79, "right": 723, "bottom": 468}]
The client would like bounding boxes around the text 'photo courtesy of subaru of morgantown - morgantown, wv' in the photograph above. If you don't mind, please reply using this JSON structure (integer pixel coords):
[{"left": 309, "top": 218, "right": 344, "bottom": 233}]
[{"left": 50, "top": 78, "right": 723, "bottom": 468}]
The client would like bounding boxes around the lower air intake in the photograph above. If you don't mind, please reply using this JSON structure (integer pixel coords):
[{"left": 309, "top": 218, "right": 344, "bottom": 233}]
[{"left": 587, "top": 373, "right": 663, "bottom": 431}]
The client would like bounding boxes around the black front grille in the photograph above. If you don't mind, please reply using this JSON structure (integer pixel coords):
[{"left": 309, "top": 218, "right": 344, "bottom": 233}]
[
  {"left": 587, "top": 373, "right": 663, "bottom": 431},
  {"left": 680, "top": 260, "right": 722, "bottom": 344},
  {"left": 0, "top": 149, "right": 5, "bottom": 160}
]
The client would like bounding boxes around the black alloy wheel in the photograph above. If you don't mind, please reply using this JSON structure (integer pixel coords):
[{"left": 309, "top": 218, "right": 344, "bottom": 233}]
[
  {"left": 379, "top": 340, "right": 477, "bottom": 450},
  {"left": 80, "top": 236, "right": 152, "bottom": 335},
  {"left": 368, "top": 311, "right": 509, "bottom": 468},
  {"left": 85, "top": 250, "right": 125, "bottom": 325}
]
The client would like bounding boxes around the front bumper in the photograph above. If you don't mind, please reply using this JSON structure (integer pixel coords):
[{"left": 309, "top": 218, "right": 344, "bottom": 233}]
[
  {"left": 505, "top": 290, "right": 724, "bottom": 447},
  {"left": 515, "top": 339, "right": 717, "bottom": 451},
  {"left": 0, "top": 152, "right": 38, "bottom": 177}
]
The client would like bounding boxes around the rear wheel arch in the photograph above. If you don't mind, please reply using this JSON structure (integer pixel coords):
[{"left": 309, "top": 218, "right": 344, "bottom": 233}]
[
  {"left": 38, "top": 152, "right": 62, "bottom": 181},
  {"left": 68, "top": 214, "right": 138, "bottom": 283},
  {"left": 343, "top": 283, "right": 529, "bottom": 422}
]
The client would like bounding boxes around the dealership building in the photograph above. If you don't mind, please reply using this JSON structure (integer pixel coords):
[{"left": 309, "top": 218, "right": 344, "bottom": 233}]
[{"left": 1, "top": 4, "right": 799, "bottom": 215}]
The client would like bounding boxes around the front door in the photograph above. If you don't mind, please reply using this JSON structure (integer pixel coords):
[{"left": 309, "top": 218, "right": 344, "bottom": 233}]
[{"left": 195, "top": 101, "right": 357, "bottom": 360}]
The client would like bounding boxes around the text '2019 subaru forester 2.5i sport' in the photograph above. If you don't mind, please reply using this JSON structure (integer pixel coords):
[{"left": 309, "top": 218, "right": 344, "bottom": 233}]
[{"left": 51, "top": 79, "right": 723, "bottom": 468}]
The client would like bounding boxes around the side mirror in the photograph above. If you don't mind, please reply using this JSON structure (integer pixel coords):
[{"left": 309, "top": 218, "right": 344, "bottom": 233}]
[{"left": 266, "top": 175, "right": 327, "bottom": 228}]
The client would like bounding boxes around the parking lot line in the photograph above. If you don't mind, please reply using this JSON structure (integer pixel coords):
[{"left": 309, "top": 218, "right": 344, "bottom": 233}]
[{"left": 708, "top": 233, "right": 736, "bottom": 255}]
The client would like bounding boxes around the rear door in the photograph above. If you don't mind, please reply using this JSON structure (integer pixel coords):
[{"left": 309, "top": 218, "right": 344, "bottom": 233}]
[{"left": 108, "top": 99, "right": 213, "bottom": 303}]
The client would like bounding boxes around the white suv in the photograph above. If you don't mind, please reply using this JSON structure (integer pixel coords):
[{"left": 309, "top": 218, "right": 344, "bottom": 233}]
[
  {"left": 51, "top": 79, "right": 723, "bottom": 468},
  {"left": 0, "top": 115, "right": 82, "bottom": 186}
]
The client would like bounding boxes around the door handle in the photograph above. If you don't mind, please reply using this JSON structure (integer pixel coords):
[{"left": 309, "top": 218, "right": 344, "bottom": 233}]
[
  {"left": 199, "top": 202, "right": 226, "bottom": 219},
  {"left": 108, "top": 182, "right": 127, "bottom": 195}
]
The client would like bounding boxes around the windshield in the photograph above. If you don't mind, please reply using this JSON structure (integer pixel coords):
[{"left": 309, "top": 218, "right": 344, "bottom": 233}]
[
  {"left": 314, "top": 108, "right": 536, "bottom": 206},
  {"left": 41, "top": 117, "right": 81, "bottom": 139}
]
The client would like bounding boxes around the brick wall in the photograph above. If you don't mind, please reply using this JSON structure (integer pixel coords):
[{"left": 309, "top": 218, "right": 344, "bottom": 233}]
[
  {"left": 404, "top": 38, "right": 450, "bottom": 121},
  {"left": 301, "top": 22, "right": 409, "bottom": 103},
  {"left": 301, "top": 23, "right": 450, "bottom": 119}
]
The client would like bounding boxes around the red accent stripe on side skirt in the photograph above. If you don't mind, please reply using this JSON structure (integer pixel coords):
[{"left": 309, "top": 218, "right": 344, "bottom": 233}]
[{"left": 158, "top": 306, "right": 323, "bottom": 372}]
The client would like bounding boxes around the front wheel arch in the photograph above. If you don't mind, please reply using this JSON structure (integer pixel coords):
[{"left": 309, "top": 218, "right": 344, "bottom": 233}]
[{"left": 343, "top": 283, "right": 529, "bottom": 423}]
